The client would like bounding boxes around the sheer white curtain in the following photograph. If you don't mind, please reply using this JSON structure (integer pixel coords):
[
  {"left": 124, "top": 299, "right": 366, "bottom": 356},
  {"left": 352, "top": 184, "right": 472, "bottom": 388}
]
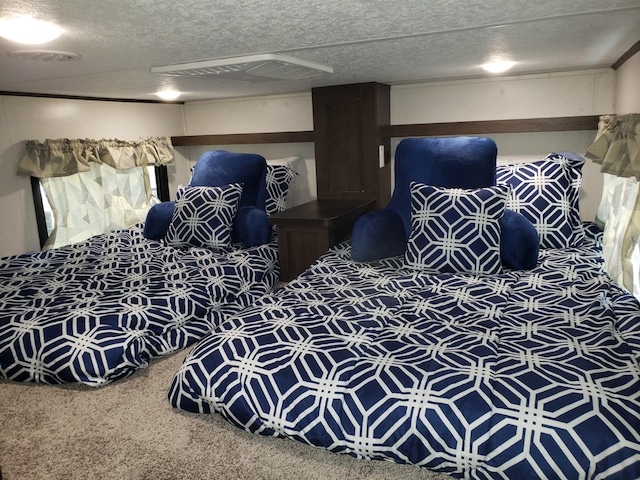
[
  {"left": 585, "top": 114, "right": 640, "bottom": 299},
  {"left": 18, "top": 137, "right": 173, "bottom": 250}
]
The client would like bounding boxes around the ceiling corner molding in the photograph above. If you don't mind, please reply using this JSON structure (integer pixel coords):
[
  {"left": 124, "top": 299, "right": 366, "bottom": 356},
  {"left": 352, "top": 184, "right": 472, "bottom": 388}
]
[
  {"left": 0, "top": 90, "right": 184, "bottom": 104},
  {"left": 612, "top": 39, "right": 640, "bottom": 70}
]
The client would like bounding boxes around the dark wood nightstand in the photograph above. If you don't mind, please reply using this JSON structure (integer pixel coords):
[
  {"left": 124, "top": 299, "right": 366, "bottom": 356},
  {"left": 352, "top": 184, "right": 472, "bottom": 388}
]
[{"left": 269, "top": 198, "right": 375, "bottom": 281}]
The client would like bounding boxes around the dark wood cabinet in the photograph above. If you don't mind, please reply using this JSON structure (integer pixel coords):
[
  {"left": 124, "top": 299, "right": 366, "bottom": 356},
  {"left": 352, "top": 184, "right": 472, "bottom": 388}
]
[
  {"left": 268, "top": 83, "right": 390, "bottom": 282},
  {"left": 312, "top": 82, "right": 391, "bottom": 209},
  {"left": 268, "top": 199, "right": 375, "bottom": 281}
]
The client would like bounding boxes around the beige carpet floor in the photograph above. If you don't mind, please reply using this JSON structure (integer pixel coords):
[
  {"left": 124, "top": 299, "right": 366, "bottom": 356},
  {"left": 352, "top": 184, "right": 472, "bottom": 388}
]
[{"left": 0, "top": 350, "right": 453, "bottom": 480}]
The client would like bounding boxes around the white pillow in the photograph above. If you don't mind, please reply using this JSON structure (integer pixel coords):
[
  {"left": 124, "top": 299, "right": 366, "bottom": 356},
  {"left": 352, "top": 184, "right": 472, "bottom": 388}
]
[
  {"left": 496, "top": 153, "right": 584, "bottom": 249},
  {"left": 266, "top": 156, "right": 301, "bottom": 168},
  {"left": 267, "top": 157, "right": 303, "bottom": 209}
]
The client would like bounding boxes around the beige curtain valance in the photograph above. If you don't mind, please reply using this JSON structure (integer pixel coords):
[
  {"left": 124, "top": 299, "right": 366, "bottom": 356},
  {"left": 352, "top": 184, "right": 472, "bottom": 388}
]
[
  {"left": 18, "top": 136, "right": 174, "bottom": 178},
  {"left": 585, "top": 113, "right": 640, "bottom": 180}
]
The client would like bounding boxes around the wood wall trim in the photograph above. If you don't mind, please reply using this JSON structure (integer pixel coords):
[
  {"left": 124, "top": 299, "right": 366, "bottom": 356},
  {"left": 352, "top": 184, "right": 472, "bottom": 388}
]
[
  {"left": 381, "top": 116, "right": 600, "bottom": 137},
  {"left": 171, "top": 115, "right": 600, "bottom": 146},
  {"left": 171, "top": 130, "right": 315, "bottom": 146}
]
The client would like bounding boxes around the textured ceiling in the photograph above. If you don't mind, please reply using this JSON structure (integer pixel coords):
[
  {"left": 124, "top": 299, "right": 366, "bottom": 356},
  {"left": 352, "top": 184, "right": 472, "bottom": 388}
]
[{"left": 0, "top": 0, "right": 639, "bottom": 102}]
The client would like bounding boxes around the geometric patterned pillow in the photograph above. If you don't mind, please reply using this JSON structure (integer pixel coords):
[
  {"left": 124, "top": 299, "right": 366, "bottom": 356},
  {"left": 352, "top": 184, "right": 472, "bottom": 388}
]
[
  {"left": 264, "top": 164, "right": 298, "bottom": 216},
  {"left": 496, "top": 153, "right": 585, "bottom": 249},
  {"left": 404, "top": 182, "right": 509, "bottom": 275},
  {"left": 165, "top": 183, "right": 242, "bottom": 251}
]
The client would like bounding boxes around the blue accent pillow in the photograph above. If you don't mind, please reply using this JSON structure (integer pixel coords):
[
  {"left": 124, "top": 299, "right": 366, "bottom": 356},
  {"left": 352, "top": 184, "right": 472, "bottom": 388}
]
[
  {"left": 351, "top": 136, "right": 498, "bottom": 263},
  {"left": 496, "top": 153, "right": 585, "bottom": 249},
  {"left": 351, "top": 209, "right": 407, "bottom": 261},
  {"left": 500, "top": 209, "right": 540, "bottom": 270},
  {"left": 404, "top": 183, "right": 509, "bottom": 275},
  {"left": 143, "top": 201, "right": 175, "bottom": 240},
  {"left": 233, "top": 206, "right": 272, "bottom": 247},
  {"left": 165, "top": 184, "right": 242, "bottom": 251}
]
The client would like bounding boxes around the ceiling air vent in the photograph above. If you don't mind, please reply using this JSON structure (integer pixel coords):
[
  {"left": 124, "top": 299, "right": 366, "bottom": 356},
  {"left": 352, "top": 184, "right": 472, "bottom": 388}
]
[
  {"left": 8, "top": 50, "right": 81, "bottom": 61},
  {"left": 150, "top": 53, "right": 333, "bottom": 83}
]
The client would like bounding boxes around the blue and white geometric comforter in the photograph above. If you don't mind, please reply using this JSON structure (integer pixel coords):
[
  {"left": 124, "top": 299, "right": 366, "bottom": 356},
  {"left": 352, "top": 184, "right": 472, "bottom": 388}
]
[
  {"left": 169, "top": 226, "right": 640, "bottom": 479},
  {"left": 0, "top": 224, "right": 278, "bottom": 387}
]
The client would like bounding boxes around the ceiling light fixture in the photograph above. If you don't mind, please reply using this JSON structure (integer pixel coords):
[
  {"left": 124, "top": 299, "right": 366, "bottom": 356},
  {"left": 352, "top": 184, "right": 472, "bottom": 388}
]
[
  {"left": 156, "top": 89, "right": 181, "bottom": 101},
  {"left": 0, "top": 15, "right": 62, "bottom": 44},
  {"left": 482, "top": 60, "right": 516, "bottom": 73}
]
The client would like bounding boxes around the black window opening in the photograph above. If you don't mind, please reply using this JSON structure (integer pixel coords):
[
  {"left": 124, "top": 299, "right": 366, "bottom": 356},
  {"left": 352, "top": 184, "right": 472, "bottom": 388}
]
[{"left": 31, "top": 165, "right": 170, "bottom": 249}]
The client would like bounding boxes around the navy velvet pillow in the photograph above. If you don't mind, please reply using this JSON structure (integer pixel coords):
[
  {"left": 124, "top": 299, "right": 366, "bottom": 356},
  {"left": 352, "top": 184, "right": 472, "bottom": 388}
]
[
  {"left": 500, "top": 209, "right": 539, "bottom": 270},
  {"left": 351, "top": 209, "right": 407, "bottom": 262},
  {"left": 233, "top": 206, "right": 272, "bottom": 247},
  {"left": 143, "top": 201, "right": 175, "bottom": 240}
]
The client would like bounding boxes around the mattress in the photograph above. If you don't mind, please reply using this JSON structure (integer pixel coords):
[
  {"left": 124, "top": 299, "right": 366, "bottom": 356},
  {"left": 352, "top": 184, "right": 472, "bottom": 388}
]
[
  {"left": 0, "top": 224, "right": 278, "bottom": 386},
  {"left": 169, "top": 225, "right": 640, "bottom": 479}
]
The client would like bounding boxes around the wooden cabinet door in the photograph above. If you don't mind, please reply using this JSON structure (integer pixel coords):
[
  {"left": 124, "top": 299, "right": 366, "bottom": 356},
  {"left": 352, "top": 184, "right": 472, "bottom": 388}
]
[{"left": 312, "top": 82, "right": 391, "bottom": 208}]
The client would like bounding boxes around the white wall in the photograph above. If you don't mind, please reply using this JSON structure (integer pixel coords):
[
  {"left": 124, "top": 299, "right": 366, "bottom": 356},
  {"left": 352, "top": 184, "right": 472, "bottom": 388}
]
[
  {"left": 183, "top": 93, "right": 313, "bottom": 135},
  {"left": 179, "top": 71, "right": 613, "bottom": 223},
  {"left": 0, "top": 96, "right": 184, "bottom": 257},
  {"left": 390, "top": 69, "right": 615, "bottom": 222},
  {"left": 177, "top": 93, "right": 317, "bottom": 204},
  {"left": 1, "top": 67, "right": 624, "bottom": 257},
  {"left": 391, "top": 70, "right": 613, "bottom": 123},
  {"left": 615, "top": 50, "right": 640, "bottom": 114}
]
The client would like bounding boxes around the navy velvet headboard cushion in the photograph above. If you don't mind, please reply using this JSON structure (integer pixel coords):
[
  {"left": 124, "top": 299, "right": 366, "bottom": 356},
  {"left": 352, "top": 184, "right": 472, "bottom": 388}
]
[
  {"left": 389, "top": 137, "right": 498, "bottom": 235},
  {"left": 143, "top": 150, "right": 272, "bottom": 247},
  {"left": 351, "top": 136, "right": 539, "bottom": 270},
  {"left": 190, "top": 150, "right": 267, "bottom": 209}
]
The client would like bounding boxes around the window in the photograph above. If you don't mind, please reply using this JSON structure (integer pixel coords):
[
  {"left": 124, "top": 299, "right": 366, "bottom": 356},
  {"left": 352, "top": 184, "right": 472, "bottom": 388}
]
[{"left": 32, "top": 165, "right": 169, "bottom": 247}]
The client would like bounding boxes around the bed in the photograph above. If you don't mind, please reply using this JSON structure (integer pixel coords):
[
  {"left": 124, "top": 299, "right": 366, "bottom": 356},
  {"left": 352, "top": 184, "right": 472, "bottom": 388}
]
[
  {"left": 0, "top": 224, "right": 277, "bottom": 386},
  {"left": 169, "top": 138, "right": 640, "bottom": 479},
  {"left": 0, "top": 150, "right": 296, "bottom": 387}
]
